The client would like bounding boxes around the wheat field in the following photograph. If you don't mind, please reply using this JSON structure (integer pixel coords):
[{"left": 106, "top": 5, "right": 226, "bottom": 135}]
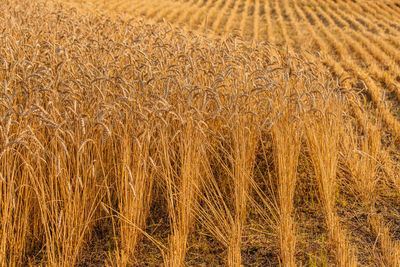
[
  {"left": 64, "top": 0, "right": 400, "bottom": 139},
  {"left": 1, "top": 0, "right": 400, "bottom": 266}
]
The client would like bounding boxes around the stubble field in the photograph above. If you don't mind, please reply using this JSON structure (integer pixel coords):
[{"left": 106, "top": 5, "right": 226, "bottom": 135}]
[{"left": 1, "top": 0, "right": 400, "bottom": 266}]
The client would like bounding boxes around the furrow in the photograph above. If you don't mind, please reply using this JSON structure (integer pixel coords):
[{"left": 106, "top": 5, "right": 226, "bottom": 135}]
[
  {"left": 279, "top": 0, "right": 300, "bottom": 51},
  {"left": 129, "top": 0, "right": 158, "bottom": 16},
  {"left": 300, "top": 2, "right": 400, "bottom": 138},
  {"left": 118, "top": 0, "right": 148, "bottom": 14},
  {"left": 200, "top": 0, "right": 226, "bottom": 33},
  {"left": 238, "top": 0, "right": 252, "bottom": 38},
  {"left": 152, "top": 0, "right": 185, "bottom": 23},
  {"left": 211, "top": 0, "right": 235, "bottom": 34},
  {"left": 389, "top": 1, "right": 400, "bottom": 13},
  {"left": 352, "top": 0, "right": 400, "bottom": 35},
  {"left": 373, "top": 1, "right": 400, "bottom": 21},
  {"left": 320, "top": 6, "right": 400, "bottom": 138},
  {"left": 175, "top": 0, "right": 204, "bottom": 25},
  {"left": 163, "top": 0, "right": 199, "bottom": 24},
  {"left": 253, "top": 0, "right": 260, "bottom": 41},
  {"left": 139, "top": 0, "right": 172, "bottom": 19},
  {"left": 90, "top": 0, "right": 128, "bottom": 12},
  {"left": 273, "top": 0, "right": 289, "bottom": 47},
  {"left": 262, "top": 0, "right": 273, "bottom": 43},
  {"left": 223, "top": 0, "right": 241, "bottom": 35},
  {"left": 189, "top": 0, "right": 218, "bottom": 31},
  {"left": 318, "top": 0, "right": 400, "bottom": 103},
  {"left": 335, "top": 0, "right": 400, "bottom": 64},
  {"left": 339, "top": 0, "right": 400, "bottom": 50}
]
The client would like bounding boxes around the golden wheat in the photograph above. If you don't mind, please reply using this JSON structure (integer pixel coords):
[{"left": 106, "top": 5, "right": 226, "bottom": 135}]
[{"left": 2, "top": 0, "right": 400, "bottom": 266}]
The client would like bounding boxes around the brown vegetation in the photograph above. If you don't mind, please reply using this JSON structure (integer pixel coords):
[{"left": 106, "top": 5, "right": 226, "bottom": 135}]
[{"left": 1, "top": 0, "right": 400, "bottom": 266}]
